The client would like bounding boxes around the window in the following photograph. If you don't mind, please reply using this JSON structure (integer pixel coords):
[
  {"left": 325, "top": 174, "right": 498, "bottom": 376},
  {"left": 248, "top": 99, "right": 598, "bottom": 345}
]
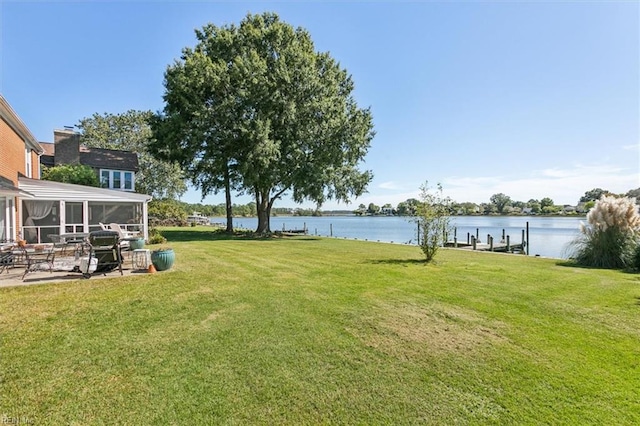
[
  {"left": 99, "top": 169, "right": 135, "bottom": 191},
  {"left": 1, "top": 198, "right": 16, "bottom": 242},
  {"left": 65, "top": 202, "right": 83, "bottom": 224},
  {"left": 0, "top": 198, "right": 7, "bottom": 241},
  {"left": 124, "top": 172, "right": 133, "bottom": 190},
  {"left": 25, "top": 148, "right": 32, "bottom": 178},
  {"left": 101, "top": 170, "right": 110, "bottom": 188},
  {"left": 113, "top": 171, "right": 121, "bottom": 189}
]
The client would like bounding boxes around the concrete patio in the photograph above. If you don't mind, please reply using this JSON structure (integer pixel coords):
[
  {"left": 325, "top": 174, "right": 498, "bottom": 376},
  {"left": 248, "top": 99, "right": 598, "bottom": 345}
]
[{"left": 0, "top": 252, "right": 153, "bottom": 288}]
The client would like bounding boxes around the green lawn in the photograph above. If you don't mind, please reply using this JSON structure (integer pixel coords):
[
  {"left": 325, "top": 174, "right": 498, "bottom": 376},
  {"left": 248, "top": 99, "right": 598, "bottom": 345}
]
[{"left": 1, "top": 227, "right": 639, "bottom": 425}]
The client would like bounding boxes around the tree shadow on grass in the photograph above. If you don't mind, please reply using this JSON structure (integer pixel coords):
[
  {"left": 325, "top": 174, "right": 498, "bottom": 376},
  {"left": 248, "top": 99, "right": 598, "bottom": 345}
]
[
  {"left": 367, "top": 258, "right": 427, "bottom": 266},
  {"left": 554, "top": 259, "right": 609, "bottom": 270},
  {"left": 162, "top": 228, "right": 322, "bottom": 243},
  {"left": 555, "top": 260, "right": 584, "bottom": 268},
  {"left": 555, "top": 259, "right": 640, "bottom": 276}
]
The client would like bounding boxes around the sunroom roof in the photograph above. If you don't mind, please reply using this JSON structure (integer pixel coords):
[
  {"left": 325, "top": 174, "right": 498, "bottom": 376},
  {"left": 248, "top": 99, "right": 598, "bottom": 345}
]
[
  {"left": 0, "top": 176, "right": 33, "bottom": 197},
  {"left": 18, "top": 176, "right": 152, "bottom": 202}
]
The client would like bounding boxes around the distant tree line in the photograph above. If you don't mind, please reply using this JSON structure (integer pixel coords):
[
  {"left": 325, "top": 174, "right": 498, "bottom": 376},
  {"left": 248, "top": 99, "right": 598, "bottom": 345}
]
[
  {"left": 147, "top": 187, "right": 639, "bottom": 226},
  {"left": 355, "top": 187, "right": 640, "bottom": 217}
]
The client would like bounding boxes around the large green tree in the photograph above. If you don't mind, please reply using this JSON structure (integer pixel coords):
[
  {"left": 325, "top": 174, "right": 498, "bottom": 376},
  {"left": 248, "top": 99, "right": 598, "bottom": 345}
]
[
  {"left": 489, "top": 193, "right": 512, "bottom": 214},
  {"left": 540, "top": 197, "right": 554, "bottom": 210},
  {"left": 151, "top": 12, "right": 374, "bottom": 233},
  {"left": 77, "top": 110, "right": 187, "bottom": 199},
  {"left": 579, "top": 188, "right": 610, "bottom": 203},
  {"left": 626, "top": 188, "right": 640, "bottom": 203}
]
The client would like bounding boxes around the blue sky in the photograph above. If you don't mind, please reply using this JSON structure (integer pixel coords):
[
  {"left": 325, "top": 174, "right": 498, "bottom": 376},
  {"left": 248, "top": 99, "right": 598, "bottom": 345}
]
[{"left": 2, "top": 1, "right": 638, "bottom": 209}]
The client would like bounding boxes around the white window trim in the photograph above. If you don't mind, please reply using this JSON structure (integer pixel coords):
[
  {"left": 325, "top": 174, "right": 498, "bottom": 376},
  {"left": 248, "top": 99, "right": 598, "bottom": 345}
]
[
  {"left": 25, "top": 148, "right": 32, "bottom": 178},
  {"left": 99, "top": 169, "right": 135, "bottom": 191}
]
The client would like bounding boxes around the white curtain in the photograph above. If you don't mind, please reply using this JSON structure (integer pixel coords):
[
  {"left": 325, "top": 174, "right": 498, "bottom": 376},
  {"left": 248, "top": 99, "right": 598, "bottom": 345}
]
[{"left": 23, "top": 200, "right": 54, "bottom": 241}]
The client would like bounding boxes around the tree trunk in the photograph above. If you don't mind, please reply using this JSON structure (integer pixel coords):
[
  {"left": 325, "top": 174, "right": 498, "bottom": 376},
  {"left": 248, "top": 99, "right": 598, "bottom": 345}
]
[
  {"left": 256, "top": 187, "right": 287, "bottom": 234},
  {"left": 255, "top": 189, "right": 271, "bottom": 234},
  {"left": 224, "top": 165, "right": 233, "bottom": 233}
]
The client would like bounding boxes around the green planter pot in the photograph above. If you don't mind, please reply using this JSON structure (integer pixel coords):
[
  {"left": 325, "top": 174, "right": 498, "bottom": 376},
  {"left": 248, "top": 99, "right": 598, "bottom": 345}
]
[
  {"left": 151, "top": 249, "right": 175, "bottom": 271},
  {"left": 129, "top": 238, "right": 145, "bottom": 250}
]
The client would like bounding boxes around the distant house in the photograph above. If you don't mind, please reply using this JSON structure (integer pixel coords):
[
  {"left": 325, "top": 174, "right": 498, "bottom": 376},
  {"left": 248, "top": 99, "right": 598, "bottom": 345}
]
[
  {"left": 576, "top": 202, "right": 588, "bottom": 213},
  {"left": 186, "top": 212, "right": 210, "bottom": 225},
  {"left": 40, "top": 129, "right": 139, "bottom": 192},
  {"left": 563, "top": 205, "right": 577, "bottom": 214}
]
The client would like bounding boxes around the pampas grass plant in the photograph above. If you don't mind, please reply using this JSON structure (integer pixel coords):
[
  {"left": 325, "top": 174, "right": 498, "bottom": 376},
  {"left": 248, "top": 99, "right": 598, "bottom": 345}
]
[{"left": 569, "top": 195, "right": 640, "bottom": 269}]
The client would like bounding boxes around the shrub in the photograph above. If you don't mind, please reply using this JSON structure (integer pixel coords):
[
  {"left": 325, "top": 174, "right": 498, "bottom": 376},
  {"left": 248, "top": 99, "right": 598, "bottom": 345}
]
[
  {"left": 414, "top": 182, "right": 452, "bottom": 263},
  {"left": 632, "top": 244, "right": 640, "bottom": 271},
  {"left": 568, "top": 195, "right": 640, "bottom": 269},
  {"left": 148, "top": 228, "right": 167, "bottom": 245},
  {"left": 41, "top": 164, "right": 100, "bottom": 187},
  {"left": 148, "top": 199, "right": 188, "bottom": 223}
]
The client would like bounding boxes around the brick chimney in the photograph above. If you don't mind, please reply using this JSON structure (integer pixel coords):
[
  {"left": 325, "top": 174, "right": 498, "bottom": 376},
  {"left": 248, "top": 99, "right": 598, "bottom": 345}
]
[{"left": 54, "top": 128, "right": 80, "bottom": 165}]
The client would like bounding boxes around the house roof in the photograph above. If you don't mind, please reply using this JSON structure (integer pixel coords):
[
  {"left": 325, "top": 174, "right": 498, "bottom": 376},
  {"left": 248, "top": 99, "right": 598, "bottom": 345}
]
[
  {"left": 39, "top": 142, "right": 55, "bottom": 156},
  {"left": 18, "top": 176, "right": 151, "bottom": 202},
  {"left": 0, "top": 175, "right": 34, "bottom": 197},
  {"left": 39, "top": 143, "right": 55, "bottom": 167},
  {"left": 38, "top": 142, "right": 139, "bottom": 172},
  {"left": 79, "top": 146, "right": 139, "bottom": 172},
  {"left": 0, "top": 95, "right": 44, "bottom": 154}
]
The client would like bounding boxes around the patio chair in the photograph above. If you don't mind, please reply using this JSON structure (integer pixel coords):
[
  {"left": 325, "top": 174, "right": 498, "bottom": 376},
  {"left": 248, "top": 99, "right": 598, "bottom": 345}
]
[
  {"left": 0, "top": 246, "right": 14, "bottom": 274},
  {"left": 108, "top": 223, "right": 141, "bottom": 251},
  {"left": 22, "top": 247, "right": 56, "bottom": 280},
  {"left": 109, "top": 223, "right": 139, "bottom": 238}
]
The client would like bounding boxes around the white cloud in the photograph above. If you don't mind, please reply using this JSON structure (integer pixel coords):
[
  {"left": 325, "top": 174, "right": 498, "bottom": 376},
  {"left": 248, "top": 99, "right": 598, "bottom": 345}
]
[
  {"left": 378, "top": 181, "right": 403, "bottom": 190},
  {"left": 622, "top": 143, "right": 640, "bottom": 151},
  {"left": 540, "top": 168, "right": 573, "bottom": 178},
  {"left": 442, "top": 163, "right": 639, "bottom": 205}
]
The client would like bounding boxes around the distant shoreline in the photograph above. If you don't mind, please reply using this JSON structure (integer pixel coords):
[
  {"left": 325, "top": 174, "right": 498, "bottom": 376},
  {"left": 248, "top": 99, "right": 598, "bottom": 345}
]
[{"left": 214, "top": 212, "right": 588, "bottom": 219}]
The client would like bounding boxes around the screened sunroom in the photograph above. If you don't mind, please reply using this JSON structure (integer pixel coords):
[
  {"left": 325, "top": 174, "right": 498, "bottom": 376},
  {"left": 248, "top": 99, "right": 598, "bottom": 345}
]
[{"left": 18, "top": 176, "right": 151, "bottom": 244}]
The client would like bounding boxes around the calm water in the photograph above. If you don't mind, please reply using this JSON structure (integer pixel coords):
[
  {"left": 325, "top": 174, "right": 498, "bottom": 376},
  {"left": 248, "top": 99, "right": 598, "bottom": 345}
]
[{"left": 215, "top": 215, "right": 584, "bottom": 259}]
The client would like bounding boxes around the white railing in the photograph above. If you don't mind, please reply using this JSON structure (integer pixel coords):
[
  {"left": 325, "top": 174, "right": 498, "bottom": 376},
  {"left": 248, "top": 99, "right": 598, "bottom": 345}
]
[{"left": 22, "top": 226, "right": 59, "bottom": 244}]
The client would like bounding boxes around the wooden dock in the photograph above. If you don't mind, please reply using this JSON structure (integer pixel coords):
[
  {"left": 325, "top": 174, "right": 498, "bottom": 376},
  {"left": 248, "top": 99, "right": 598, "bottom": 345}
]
[
  {"left": 443, "top": 223, "right": 529, "bottom": 255},
  {"left": 444, "top": 240, "right": 526, "bottom": 254},
  {"left": 280, "top": 229, "right": 308, "bottom": 235}
]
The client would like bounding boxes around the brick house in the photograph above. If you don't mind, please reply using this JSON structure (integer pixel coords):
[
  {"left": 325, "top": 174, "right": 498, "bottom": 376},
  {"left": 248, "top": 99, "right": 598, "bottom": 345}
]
[
  {"left": 0, "top": 95, "right": 151, "bottom": 243},
  {"left": 0, "top": 95, "right": 43, "bottom": 242}
]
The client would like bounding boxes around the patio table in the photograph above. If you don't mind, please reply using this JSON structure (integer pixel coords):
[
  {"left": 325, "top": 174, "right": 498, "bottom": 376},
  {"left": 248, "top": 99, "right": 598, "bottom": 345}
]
[{"left": 49, "top": 233, "right": 90, "bottom": 257}]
